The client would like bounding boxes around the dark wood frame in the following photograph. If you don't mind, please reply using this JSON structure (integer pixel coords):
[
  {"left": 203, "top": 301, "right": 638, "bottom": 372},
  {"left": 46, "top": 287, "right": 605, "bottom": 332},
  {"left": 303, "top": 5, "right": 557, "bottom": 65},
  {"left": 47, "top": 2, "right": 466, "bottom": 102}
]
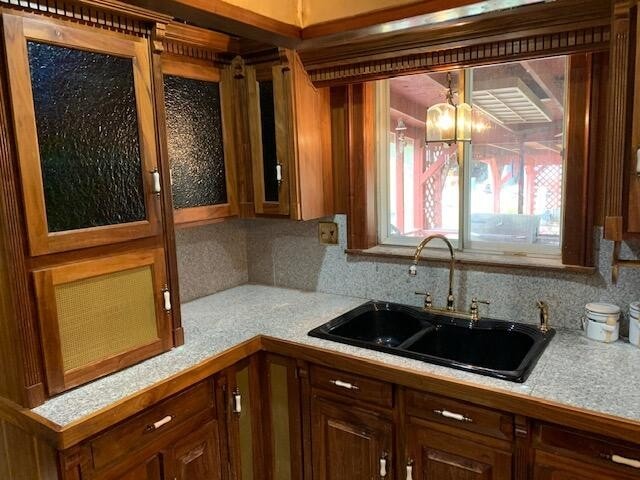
[
  {"left": 2, "top": 12, "right": 163, "bottom": 256},
  {"left": 160, "top": 56, "right": 240, "bottom": 227},
  {"left": 32, "top": 248, "right": 172, "bottom": 395}
]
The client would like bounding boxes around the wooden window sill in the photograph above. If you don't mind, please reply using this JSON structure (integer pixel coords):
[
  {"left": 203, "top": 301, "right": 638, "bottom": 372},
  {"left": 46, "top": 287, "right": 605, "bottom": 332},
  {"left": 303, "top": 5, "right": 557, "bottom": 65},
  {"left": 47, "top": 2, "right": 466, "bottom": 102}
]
[{"left": 345, "top": 245, "right": 596, "bottom": 274}]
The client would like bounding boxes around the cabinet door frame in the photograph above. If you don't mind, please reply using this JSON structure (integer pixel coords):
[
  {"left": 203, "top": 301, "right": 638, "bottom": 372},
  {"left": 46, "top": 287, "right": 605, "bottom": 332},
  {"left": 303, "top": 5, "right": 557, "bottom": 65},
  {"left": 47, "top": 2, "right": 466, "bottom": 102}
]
[
  {"left": 406, "top": 418, "right": 512, "bottom": 480},
  {"left": 161, "top": 56, "right": 239, "bottom": 227},
  {"left": 310, "top": 395, "right": 394, "bottom": 480},
  {"left": 32, "top": 248, "right": 171, "bottom": 394},
  {"left": 246, "top": 63, "right": 292, "bottom": 216},
  {"left": 170, "top": 420, "right": 223, "bottom": 480},
  {"left": 3, "top": 13, "right": 162, "bottom": 256}
]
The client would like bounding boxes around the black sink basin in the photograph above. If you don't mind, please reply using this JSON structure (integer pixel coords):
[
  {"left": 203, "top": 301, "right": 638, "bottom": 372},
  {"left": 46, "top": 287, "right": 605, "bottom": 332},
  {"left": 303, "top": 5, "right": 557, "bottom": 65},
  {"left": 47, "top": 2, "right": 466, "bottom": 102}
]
[
  {"left": 329, "top": 307, "right": 425, "bottom": 347},
  {"left": 308, "top": 301, "right": 554, "bottom": 382}
]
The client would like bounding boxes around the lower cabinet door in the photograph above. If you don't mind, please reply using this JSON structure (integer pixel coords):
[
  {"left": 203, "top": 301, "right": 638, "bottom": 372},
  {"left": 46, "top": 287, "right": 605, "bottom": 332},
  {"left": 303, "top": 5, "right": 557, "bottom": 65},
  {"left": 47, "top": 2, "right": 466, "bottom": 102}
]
[
  {"left": 533, "top": 450, "right": 640, "bottom": 480},
  {"left": 95, "top": 452, "right": 172, "bottom": 480},
  {"left": 118, "top": 456, "right": 168, "bottom": 480},
  {"left": 406, "top": 423, "right": 512, "bottom": 480},
  {"left": 311, "top": 396, "right": 393, "bottom": 480},
  {"left": 171, "top": 421, "right": 223, "bottom": 480}
]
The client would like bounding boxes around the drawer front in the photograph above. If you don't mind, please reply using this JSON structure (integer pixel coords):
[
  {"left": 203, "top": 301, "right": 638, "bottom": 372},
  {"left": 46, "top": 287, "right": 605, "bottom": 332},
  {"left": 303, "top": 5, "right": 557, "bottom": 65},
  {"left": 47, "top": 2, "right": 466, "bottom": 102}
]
[
  {"left": 310, "top": 365, "right": 393, "bottom": 408},
  {"left": 534, "top": 423, "right": 640, "bottom": 474},
  {"left": 406, "top": 390, "right": 513, "bottom": 441},
  {"left": 90, "top": 380, "right": 215, "bottom": 470}
]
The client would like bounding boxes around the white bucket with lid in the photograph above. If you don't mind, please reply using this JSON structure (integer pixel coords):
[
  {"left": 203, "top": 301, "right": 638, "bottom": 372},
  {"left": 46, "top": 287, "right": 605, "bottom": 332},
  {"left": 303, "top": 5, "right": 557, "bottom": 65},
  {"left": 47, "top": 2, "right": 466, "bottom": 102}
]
[
  {"left": 584, "top": 302, "right": 621, "bottom": 326},
  {"left": 630, "top": 301, "right": 640, "bottom": 320},
  {"left": 630, "top": 317, "right": 640, "bottom": 347}
]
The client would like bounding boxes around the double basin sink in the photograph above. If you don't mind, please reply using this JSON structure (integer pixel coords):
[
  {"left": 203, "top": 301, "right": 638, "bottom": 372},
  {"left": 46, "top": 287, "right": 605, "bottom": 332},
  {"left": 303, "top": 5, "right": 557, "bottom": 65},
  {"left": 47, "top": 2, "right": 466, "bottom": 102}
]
[{"left": 308, "top": 301, "right": 555, "bottom": 382}]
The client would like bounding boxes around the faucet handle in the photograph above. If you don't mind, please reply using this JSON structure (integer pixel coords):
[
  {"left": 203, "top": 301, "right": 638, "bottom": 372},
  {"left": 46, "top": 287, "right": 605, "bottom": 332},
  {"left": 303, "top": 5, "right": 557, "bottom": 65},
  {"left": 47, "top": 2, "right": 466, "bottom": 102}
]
[
  {"left": 469, "top": 297, "right": 490, "bottom": 321},
  {"left": 415, "top": 291, "right": 433, "bottom": 308},
  {"left": 537, "top": 300, "right": 550, "bottom": 333}
]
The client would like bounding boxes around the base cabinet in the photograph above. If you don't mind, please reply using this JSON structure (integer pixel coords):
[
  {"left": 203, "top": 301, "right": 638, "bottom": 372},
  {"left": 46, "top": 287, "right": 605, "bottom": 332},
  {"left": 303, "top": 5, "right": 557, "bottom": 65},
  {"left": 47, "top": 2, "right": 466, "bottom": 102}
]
[
  {"left": 310, "top": 395, "right": 393, "bottom": 480},
  {"left": 533, "top": 450, "right": 640, "bottom": 480},
  {"left": 171, "top": 422, "right": 223, "bottom": 480},
  {"left": 406, "top": 422, "right": 512, "bottom": 480}
]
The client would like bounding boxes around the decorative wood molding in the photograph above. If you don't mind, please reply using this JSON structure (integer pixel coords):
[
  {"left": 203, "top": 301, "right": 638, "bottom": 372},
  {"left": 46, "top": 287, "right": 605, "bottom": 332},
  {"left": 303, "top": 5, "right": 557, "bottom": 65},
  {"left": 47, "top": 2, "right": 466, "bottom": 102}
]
[
  {"left": 0, "top": 0, "right": 172, "bottom": 36},
  {"left": 603, "top": 0, "right": 632, "bottom": 241},
  {"left": 307, "top": 25, "right": 611, "bottom": 86},
  {"left": 161, "top": 21, "right": 240, "bottom": 62}
]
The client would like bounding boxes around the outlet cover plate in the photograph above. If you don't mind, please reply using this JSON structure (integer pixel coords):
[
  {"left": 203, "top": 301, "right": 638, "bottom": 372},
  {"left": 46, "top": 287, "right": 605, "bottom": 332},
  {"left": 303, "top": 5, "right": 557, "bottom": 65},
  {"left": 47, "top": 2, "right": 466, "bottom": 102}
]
[{"left": 318, "top": 221, "right": 338, "bottom": 245}]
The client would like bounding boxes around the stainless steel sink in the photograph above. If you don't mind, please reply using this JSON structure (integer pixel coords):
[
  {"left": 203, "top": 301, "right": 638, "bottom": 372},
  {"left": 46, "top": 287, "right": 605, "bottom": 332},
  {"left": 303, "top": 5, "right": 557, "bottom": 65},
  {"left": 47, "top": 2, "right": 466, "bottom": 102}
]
[{"left": 308, "top": 301, "right": 554, "bottom": 382}]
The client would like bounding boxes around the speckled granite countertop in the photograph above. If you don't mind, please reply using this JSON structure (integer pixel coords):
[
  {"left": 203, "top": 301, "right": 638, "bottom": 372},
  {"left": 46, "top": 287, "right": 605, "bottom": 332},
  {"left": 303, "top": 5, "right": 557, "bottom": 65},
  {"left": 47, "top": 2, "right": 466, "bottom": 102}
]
[{"left": 33, "top": 285, "right": 640, "bottom": 428}]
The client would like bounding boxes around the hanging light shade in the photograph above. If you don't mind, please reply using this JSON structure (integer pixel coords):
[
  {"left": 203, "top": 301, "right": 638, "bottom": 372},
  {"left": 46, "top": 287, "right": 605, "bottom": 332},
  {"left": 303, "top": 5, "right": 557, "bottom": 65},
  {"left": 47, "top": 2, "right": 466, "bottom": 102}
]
[{"left": 425, "top": 72, "right": 472, "bottom": 145}]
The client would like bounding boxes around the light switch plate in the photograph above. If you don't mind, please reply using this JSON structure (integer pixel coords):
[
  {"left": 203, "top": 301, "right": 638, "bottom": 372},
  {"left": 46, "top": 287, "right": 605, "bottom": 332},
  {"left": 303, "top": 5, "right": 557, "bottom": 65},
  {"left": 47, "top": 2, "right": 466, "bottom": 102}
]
[{"left": 318, "top": 221, "right": 338, "bottom": 245}]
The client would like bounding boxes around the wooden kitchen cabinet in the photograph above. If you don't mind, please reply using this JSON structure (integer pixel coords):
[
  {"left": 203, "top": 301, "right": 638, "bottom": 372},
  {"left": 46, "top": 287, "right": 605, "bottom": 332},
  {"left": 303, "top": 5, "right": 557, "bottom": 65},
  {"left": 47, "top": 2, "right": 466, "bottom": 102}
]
[
  {"left": 219, "top": 355, "right": 266, "bottom": 480},
  {"left": 2, "top": 13, "right": 163, "bottom": 256},
  {"left": 170, "top": 421, "right": 223, "bottom": 480},
  {"left": 161, "top": 55, "right": 239, "bottom": 227},
  {"left": 310, "top": 395, "right": 394, "bottom": 480},
  {"left": 245, "top": 50, "right": 333, "bottom": 220}
]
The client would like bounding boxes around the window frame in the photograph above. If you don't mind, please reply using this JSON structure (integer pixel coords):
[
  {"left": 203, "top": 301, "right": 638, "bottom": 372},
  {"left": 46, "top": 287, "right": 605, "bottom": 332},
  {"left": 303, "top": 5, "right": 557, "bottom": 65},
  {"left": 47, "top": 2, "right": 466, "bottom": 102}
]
[{"left": 374, "top": 54, "right": 592, "bottom": 266}]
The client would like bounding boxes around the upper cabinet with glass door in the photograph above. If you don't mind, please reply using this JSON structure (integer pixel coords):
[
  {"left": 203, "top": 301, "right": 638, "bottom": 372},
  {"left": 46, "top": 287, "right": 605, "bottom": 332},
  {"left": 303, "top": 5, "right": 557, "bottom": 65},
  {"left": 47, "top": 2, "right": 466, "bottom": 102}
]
[
  {"left": 246, "top": 50, "right": 334, "bottom": 220},
  {"left": 3, "top": 13, "right": 163, "bottom": 256},
  {"left": 161, "top": 56, "right": 238, "bottom": 226}
]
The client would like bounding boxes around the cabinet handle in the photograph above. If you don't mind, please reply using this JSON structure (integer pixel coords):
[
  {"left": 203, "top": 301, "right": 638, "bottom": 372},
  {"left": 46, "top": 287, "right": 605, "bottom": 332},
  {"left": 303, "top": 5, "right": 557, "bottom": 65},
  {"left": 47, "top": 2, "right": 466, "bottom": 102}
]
[
  {"left": 602, "top": 453, "right": 640, "bottom": 469},
  {"left": 405, "top": 460, "right": 414, "bottom": 480},
  {"left": 433, "top": 409, "right": 473, "bottom": 423},
  {"left": 151, "top": 169, "right": 161, "bottom": 195},
  {"left": 163, "top": 288, "right": 172, "bottom": 312},
  {"left": 145, "top": 415, "right": 173, "bottom": 432},
  {"left": 276, "top": 163, "right": 283, "bottom": 185},
  {"left": 636, "top": 148, "right": 640, "bottom": 176},
  {"left": 379, "top": 453, "right": 388, "bottom": 478},
  {"left": 232, "top": 390, "right": 242, "bottom": 415},
  {"left": 329, "top": 379, "right": 360, "bottom": 391}
]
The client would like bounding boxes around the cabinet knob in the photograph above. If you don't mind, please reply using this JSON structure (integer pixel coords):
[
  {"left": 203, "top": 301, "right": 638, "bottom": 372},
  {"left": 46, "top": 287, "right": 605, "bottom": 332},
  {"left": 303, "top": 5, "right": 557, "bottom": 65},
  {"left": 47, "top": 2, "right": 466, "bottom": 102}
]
[
  {"left": 276, "top": 163, "right": 283, "bottom": 186},
  {"left": 151, "top": 169, "right": 161, "bottom": 195},
  {"left": 162, "top": 288, "right": 172, "bottom": 312}
]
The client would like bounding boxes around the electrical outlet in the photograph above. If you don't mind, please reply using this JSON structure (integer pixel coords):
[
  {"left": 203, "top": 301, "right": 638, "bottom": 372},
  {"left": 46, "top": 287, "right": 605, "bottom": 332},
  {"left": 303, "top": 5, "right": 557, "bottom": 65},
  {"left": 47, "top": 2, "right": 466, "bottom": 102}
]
[{"left": 318, "top": 221, "right": 338, "bottom": 245}]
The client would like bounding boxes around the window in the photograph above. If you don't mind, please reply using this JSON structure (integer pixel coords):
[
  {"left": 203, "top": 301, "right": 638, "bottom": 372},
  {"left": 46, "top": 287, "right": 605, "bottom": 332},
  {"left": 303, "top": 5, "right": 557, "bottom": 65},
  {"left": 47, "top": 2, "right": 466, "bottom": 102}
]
[{"left": 377, "top": 57, "right": 568, "bottom": 256}]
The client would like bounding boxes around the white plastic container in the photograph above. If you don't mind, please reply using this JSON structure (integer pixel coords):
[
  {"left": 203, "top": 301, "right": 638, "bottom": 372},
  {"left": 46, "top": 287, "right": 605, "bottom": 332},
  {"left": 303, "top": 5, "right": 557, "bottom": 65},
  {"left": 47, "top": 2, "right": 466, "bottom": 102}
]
[
  {"left": 582, "top": 317, "right": 620, "bottom": 343},
  {"left": 584, "top": 303, "right": 621, "bottom": 326},
  {"left": 630, "top": 318, "right": 640, "bottom": 347},
  {"left": 582, "top": 303, "right": 620, "bottom": 343},
  {"left": 630, "top": 301, "right": 640, "bottom": 320}
]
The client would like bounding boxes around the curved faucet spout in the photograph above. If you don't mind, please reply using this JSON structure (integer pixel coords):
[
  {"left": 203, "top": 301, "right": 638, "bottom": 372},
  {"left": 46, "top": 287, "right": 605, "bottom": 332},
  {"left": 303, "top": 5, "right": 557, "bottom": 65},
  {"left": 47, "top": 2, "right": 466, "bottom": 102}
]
[{"left": 410, "top": 234, "right": 456, "bottom": 310}]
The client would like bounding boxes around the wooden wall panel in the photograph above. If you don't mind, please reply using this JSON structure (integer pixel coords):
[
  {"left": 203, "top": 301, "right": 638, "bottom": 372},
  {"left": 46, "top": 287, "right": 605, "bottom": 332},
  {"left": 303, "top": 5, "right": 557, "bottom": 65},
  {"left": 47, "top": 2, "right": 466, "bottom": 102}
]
[
  {"left": 0, "top": 419, "right": 59, "bottom": 480},
  {"left": 330, "top": 86, "right": 349, "bottom": 214},
  {"left": 347, "top": 83, "right": 377, "bottom": 250}
]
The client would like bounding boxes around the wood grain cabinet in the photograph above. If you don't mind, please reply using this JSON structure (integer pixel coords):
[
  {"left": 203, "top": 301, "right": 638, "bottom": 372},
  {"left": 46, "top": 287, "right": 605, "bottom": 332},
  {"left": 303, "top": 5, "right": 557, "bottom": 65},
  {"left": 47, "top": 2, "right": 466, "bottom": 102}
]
[
  {"left": 3, "top": 13, "right": 163, "bottom": 256},
  {"left": 532, "top": 423, "right": 640, "bottom": 480},
  {"left": 245, "top": 50, "right": 334, "bottom": 220},
  {"left": 160, "top": 56, "right": 239, "bottom": 227},
  {"left": 403, "top": 390, "right": 513, "bottom": 480}
]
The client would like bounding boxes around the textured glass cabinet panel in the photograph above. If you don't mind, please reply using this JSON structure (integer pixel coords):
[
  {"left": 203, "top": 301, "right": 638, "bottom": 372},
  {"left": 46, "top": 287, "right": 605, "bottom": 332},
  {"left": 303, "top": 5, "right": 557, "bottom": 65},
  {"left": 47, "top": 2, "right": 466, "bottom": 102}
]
[
  {"left": 163, "top": 75, "right": 228, "bottom": 209},
  {"left": 27, "top": 41, "right": 147, "bottom": 233},
  {"left": 258, "top": 80, "right": 279, "bottom": 202}
]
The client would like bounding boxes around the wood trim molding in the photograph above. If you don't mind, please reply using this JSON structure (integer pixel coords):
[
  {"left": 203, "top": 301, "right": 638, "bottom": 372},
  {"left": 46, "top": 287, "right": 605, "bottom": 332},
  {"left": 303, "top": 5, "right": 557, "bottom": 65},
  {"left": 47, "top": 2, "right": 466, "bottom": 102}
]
[
  {"left": 307, "top": 25, "right": 611, "bottom": 87},
  {"left": 0, "top": 0, "right": 171, "bottom": 36},
  {"left": 603, "top": 0, "right": 633, "bottom": 241},
  {"left": 162, "top": 21, "right": 239, "bottom": 62}
]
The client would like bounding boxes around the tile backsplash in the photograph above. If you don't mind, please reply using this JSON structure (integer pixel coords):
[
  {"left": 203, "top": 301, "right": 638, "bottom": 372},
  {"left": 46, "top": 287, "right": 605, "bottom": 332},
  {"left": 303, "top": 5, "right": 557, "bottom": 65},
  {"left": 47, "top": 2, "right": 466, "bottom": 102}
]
[{"left": 245, "top": 215, "right": 640, "bottom": 331}]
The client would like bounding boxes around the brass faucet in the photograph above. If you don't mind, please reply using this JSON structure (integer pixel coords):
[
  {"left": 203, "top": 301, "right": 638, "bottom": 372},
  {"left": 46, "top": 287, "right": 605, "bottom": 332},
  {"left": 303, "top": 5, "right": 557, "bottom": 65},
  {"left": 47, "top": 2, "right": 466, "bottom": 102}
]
[
  {"left": 409, "top": 234, "right": 490, "bottom": 322},
  {"left": 536, "top": 300, "right": 550, "bottom": 333},
  {"left": 409, "top": 234, "right": 455, "bottom": 310}
]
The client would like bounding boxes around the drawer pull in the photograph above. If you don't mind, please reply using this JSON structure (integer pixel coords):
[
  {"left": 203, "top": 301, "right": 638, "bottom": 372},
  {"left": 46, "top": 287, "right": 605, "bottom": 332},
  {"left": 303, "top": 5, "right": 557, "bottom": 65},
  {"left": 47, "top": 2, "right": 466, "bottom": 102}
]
[
  {"left": 276, "top": 163, "right": 283, "bottom": 185},
  {"left": 636, "top": 148, "right": 640, "bottom": 176},
  {"left": 330, "top": 379, "right": 360, "bottom": 391},
  {"left": 145, "top": 415, "right": 173, "bottom": 432},
  {"left": 380, "top": 453, "right": 388, "bottom": 477},
  {"left": 163, "top": 289, "right": 172, "bottom": 312},
  {"left": 406, "top": 460, "right": 414, "bottom": 480},
  {"left": 603, "top": 453, "right": 640, "bottom": 469},
  {"left": 433, "top": 409, "right": 473, "bottom": 423},
  {"left": 232, "top": 390, "right": 242, "bottom": 414}
]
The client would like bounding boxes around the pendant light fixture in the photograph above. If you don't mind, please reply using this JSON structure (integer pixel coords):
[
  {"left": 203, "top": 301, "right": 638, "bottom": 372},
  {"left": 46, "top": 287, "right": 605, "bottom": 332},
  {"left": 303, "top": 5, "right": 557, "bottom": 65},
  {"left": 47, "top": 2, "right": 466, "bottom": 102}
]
[{"left": 425, "top": 72, "right": 472, "bottom": 145}]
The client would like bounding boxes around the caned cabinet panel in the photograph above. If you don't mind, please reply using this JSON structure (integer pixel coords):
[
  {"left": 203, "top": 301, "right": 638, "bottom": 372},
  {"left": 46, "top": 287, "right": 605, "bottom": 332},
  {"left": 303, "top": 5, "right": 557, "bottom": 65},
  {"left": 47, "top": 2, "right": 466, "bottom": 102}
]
[
  {"left": 161, "top": 57, "right": 238, "bottom": 226},
  {"left": 33, "top": 248, "right": 172, "bottom": 394},
  {"left": 407, "top": 422, "right": 512, "bottom": 480},
  {"left": 311, "top": 396, "right": 393, "bottom": 480},
  {"left": 2, "top": 13, "right": 162, "bottom": 255}
]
